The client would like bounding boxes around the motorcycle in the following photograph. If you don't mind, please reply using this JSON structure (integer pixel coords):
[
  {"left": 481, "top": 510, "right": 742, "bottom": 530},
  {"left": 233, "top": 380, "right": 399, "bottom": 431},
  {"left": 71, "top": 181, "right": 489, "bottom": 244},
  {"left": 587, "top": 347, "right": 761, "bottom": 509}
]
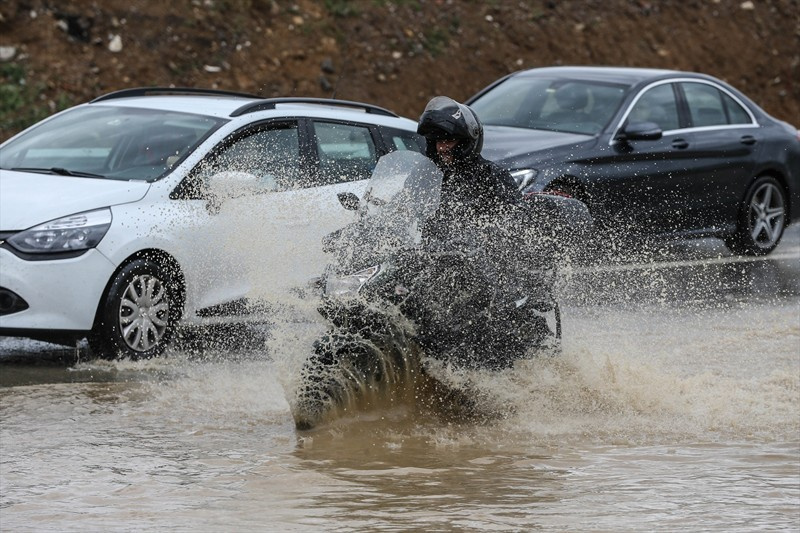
[{"left": 290, "top": 151, "right": 591, "bottom": 430}]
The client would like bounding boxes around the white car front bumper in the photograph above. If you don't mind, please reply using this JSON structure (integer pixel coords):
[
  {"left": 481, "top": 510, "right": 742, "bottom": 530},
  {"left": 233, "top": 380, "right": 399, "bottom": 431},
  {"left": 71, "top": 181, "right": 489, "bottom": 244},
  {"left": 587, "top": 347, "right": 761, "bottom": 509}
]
[{"left": 0, "top": 247, "right": 116, "bottom": 332}]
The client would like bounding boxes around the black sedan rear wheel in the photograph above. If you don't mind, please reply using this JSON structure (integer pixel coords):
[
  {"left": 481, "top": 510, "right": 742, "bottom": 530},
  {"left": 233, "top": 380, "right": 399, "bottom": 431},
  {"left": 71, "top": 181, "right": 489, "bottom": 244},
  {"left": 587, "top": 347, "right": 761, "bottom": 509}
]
[{"left": 725, "top": 176, "right": 787, "bottom": 256}]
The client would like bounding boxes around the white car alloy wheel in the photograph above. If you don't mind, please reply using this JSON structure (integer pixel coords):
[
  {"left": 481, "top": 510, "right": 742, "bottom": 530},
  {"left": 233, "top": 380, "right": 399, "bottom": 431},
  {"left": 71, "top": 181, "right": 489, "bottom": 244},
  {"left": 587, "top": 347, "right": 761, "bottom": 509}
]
[
  {"left": 89, "top": 258, "right": 181, "bottom": 360},
  {"left": 119, "top": 273, "right": 170, "bottom": 352}
]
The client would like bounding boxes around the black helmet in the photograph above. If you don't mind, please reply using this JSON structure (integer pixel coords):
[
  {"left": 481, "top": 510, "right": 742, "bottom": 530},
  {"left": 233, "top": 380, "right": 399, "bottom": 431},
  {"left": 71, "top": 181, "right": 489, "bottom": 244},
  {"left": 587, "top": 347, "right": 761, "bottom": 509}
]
[{"left": 417, "top": 96, "right": 483, "bottom": 160}]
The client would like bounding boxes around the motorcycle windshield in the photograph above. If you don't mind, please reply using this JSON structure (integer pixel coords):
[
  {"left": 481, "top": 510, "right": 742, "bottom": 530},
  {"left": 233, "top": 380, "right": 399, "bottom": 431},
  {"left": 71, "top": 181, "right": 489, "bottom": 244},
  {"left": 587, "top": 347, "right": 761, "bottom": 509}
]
[
  {"left": 331, "top": 151, "right": 442, "bottom": 265},
  {"left": 361, "top": 150, "right": 442, "bottom": 244}
]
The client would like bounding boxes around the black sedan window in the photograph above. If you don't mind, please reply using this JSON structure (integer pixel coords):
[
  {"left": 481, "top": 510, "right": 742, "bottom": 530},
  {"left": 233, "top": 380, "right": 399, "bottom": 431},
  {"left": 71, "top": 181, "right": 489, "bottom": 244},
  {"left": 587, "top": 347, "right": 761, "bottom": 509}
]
[
  {"left": 683, "top": 82, "right": 728, "bottom": 127},
  {"left": 723, "top": 92, "right": 752, "bottom": 124},
  {"left": 627, "top": 84, "right": 680, "bottom": 131},
  {"left": 682, "top": 82, "right": 753, "bottom": 127}
]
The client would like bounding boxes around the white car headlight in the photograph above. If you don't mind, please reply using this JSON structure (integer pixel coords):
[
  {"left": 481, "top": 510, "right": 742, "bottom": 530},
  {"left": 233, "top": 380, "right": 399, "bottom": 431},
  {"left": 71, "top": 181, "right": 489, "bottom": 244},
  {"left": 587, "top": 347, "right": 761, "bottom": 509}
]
[
  {"left": 7, "top": 208, "right": 112, "bottom": 255},
  {"left": 510, "top": 168, "right": 539, "bottom": 191}
]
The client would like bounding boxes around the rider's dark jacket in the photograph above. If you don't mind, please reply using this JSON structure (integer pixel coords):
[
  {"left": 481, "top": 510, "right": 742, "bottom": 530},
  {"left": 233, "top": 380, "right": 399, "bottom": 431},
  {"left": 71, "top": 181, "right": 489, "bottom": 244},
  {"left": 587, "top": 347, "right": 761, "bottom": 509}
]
[
  {"left": 414, "top": 152, "right": 539, "bottom": 368},
  {"left": 423, "top": 152, "right": 521, "bottom": 242},
  {"left": 439, "top": 155, "right": 520, "bottom": 211}
]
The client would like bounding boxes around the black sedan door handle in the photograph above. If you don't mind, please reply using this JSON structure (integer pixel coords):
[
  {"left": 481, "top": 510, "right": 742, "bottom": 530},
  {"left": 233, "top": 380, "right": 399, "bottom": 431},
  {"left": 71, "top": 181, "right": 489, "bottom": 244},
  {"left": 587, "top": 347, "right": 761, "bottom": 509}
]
[
  {"left": 672, "top": 138, "right": 689, "bottom": 149},
  {"left": 740, "top": 135, "right": 757, "bottom": 145}
]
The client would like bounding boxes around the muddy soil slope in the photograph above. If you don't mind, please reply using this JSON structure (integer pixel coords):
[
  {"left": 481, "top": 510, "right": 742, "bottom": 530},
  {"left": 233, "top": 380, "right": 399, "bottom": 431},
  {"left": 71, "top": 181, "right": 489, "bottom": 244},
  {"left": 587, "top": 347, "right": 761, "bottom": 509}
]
[{"left": 1, "top": 0, "right": 798, "bottom": 139}]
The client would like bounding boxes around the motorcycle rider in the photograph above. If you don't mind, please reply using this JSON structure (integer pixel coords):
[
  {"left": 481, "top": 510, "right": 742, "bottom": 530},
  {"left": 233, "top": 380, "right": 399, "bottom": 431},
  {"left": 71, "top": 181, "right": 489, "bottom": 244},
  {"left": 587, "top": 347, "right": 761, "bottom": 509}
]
[
  {"left": 416, "top": 95, "right": 525, "bottom": 263},
  {"left": 416, "top": 96, "right": 521, "bottom": 224},
  {"left": 414, "top": 96, "right": 547, "bottom": 368}
]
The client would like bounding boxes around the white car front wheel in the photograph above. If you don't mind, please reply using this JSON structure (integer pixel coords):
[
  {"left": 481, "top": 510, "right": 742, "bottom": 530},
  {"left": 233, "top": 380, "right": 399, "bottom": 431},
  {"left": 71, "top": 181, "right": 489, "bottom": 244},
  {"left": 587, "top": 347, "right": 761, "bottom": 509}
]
[{"left": 89, "top": 258, "right": 181, "bottom": 359}]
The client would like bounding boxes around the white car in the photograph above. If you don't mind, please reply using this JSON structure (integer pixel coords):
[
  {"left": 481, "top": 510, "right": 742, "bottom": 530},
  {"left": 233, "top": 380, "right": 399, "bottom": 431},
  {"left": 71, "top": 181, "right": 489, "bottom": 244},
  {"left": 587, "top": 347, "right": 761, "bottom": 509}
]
[{"left": 0, "top": 88, "right": 423, "bottom": 359}]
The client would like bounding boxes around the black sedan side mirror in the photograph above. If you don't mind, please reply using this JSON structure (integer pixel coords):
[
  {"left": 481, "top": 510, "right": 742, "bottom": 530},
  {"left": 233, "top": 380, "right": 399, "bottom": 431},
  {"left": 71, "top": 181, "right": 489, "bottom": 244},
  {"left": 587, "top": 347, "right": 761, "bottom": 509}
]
[{"left": 616, "top": 121, "right": 663, "bottom": 142}]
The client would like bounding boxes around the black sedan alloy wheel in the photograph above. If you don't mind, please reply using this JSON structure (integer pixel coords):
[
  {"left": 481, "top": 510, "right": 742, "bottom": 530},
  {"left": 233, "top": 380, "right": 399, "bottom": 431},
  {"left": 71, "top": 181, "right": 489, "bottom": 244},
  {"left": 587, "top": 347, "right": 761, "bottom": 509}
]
[{"left": 726, "top": 176, "right": 787, "bottom": 256}]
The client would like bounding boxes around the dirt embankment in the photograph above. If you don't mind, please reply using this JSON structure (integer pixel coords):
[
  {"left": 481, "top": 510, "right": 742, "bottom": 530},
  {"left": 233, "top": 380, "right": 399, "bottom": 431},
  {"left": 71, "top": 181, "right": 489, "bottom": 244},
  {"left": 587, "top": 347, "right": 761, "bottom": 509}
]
[{"left": 1, "top": 0, "right": 798, "bottom": 140}]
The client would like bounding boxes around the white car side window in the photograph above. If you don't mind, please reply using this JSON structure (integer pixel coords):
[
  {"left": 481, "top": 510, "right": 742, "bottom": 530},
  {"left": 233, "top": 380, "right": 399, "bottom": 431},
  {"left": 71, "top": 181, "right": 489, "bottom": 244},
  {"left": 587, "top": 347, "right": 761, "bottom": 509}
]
[
  {"left": 313, "top": 121, "right": 378, "bottom": 185},
  {"left": 201, "top": 124, "right": 301, "bottom": 192}
]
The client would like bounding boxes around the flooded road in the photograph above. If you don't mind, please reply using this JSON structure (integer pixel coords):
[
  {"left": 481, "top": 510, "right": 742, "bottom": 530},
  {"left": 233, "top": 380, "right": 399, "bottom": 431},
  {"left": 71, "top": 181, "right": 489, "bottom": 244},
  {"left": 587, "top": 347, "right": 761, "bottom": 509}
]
[{"left": 2, "top": 229, "right": 799, "bottom": 531}]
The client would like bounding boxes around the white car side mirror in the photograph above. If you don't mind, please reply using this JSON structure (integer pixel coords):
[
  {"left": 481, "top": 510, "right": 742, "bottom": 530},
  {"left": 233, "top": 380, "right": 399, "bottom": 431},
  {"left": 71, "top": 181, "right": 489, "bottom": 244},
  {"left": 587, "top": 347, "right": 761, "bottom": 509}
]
[{"left": 206, "top": 171, "right": 268, "bottom": 199}]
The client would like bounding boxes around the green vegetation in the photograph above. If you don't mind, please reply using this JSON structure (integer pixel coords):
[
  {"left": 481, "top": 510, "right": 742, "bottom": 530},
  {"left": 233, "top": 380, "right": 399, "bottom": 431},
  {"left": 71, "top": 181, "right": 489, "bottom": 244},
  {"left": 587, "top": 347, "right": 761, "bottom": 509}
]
[
  {"left": 373, "top": 0, "right": 422, "bottom": 9},
  {"left": 421, "top": 27, "right": 448, "bottom": 56},
  {"left": 0, "top": 63, "right": 73, "bottom": 139},
  {"left": 210, "top": 0, "right": 253, "bottom": 12},
  {"left": 325, "top": 0, "right": 360, "bottom": 17},
  {"left": 420, "top": 17, "right": 459, "bottom": 57}
]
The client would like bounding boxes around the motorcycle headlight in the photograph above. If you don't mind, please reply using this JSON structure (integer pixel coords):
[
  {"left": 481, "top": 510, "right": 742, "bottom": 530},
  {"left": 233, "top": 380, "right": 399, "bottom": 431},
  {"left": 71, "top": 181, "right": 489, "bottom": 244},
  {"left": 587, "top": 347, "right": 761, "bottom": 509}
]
[
  {"left": 510, "top": 168, "right": 539, "bottom": 191},
  {"left": 6, "top": 208, "right": 112, "bottom": 255},
  {"left": 325, "top": 265, "right": 381, "bottom": 297}
]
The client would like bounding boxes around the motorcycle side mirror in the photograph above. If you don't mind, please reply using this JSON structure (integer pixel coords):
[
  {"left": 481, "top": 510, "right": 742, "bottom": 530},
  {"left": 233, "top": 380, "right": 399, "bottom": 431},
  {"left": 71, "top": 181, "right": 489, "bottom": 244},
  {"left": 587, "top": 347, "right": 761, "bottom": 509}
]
[{"left": 337, "top": 191, "right": 360, "bottom": 211}]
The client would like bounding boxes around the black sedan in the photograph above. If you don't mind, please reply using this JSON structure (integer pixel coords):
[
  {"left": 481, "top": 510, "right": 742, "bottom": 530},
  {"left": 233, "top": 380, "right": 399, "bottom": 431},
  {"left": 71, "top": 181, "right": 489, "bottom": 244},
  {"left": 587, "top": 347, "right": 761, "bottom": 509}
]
[{"left": 467, "top": 66, "right": 800, "bottom": 255}]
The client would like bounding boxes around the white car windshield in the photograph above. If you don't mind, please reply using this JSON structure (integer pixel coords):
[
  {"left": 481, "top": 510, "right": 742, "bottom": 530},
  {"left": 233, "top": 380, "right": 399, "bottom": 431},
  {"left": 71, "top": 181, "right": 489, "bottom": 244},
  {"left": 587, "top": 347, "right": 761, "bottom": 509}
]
[
  {"left": 0, "top": 106, "right": 226, "bottom": 182},
  {"left": 471, "top": 77, "right": 628, "bottom": 135}
]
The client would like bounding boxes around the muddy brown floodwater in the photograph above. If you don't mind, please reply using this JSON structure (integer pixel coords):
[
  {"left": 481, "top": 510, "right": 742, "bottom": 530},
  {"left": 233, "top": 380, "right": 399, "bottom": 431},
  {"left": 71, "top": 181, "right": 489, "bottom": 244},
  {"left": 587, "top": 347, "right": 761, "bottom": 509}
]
[{"left": 2, "top": 231, "right": 799, "bottom": 531}]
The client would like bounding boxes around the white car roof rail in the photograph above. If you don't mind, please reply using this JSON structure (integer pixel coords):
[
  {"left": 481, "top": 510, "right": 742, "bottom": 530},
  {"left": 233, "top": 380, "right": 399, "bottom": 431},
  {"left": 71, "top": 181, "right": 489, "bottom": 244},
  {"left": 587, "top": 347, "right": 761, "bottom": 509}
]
[
  {"left": 230, "top": 97, "right": 398, "bottom": 118},
  {"left": 90, "top": 87, "right": 261, "bottom": 103}
]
